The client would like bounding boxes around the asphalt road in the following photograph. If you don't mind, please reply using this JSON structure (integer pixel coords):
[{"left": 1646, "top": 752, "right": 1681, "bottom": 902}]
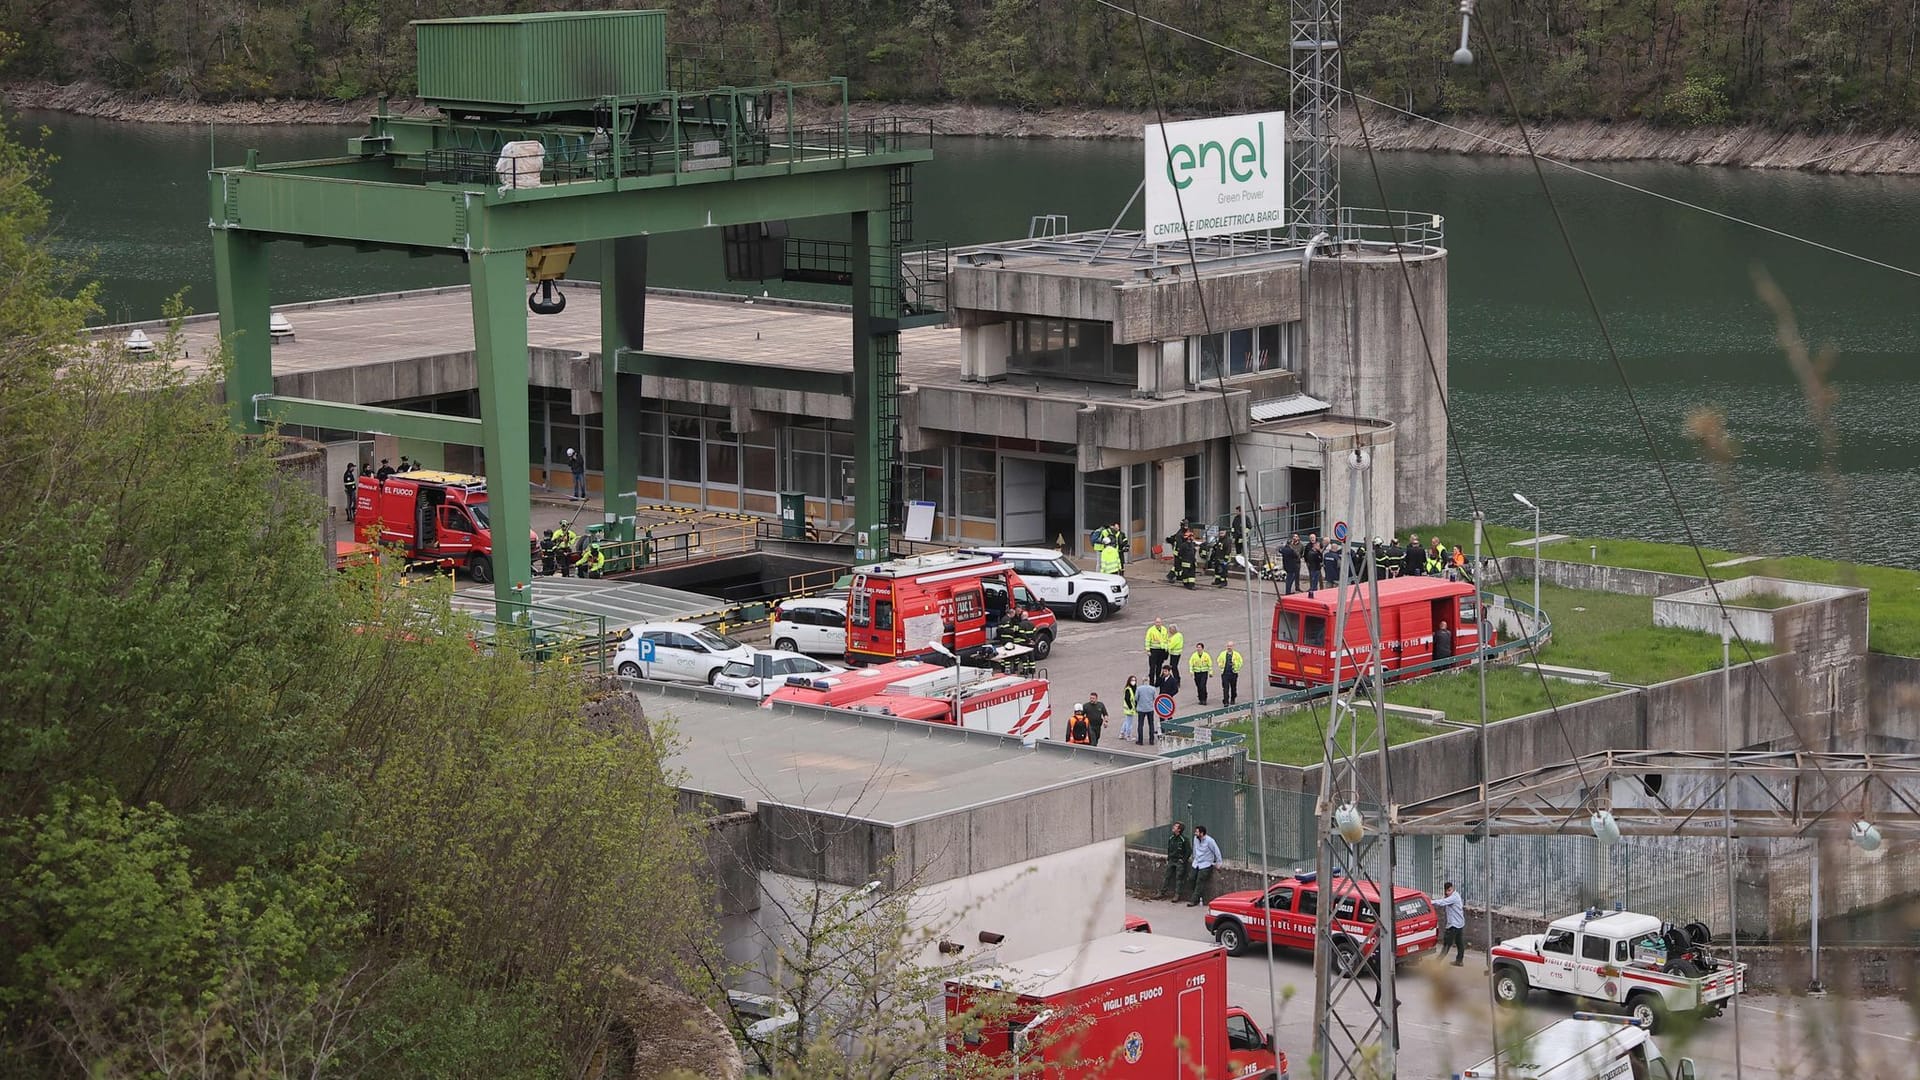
[
  {"left": 1124, "top": 894, "right": 1919, "bottom": 1080},
  {"left": 1028, "top": 563, "right": 1283, "bottom": 751}
]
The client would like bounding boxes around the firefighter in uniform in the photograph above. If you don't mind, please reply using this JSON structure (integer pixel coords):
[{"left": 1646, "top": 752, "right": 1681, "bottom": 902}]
[
  {"left": 1188, "top": 643, "right": 1214, "bottom": 705},
  {"left": 581, "top": 539, "right": 608, "bottom": 579},
  {"left": 1208, "top": 534, "right": 1230, "bottom": 587},
  {"left": 552, "top": 521, "right": 579, "bottom": 576},
  {"left": 1174, "top": 530, "right": 1199, "bottom": 589}
]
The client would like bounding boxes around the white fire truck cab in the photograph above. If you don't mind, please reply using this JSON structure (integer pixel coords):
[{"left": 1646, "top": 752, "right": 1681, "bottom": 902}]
[{"left": 1491, "top": 908, "right": 1745, "bottom": 1032}]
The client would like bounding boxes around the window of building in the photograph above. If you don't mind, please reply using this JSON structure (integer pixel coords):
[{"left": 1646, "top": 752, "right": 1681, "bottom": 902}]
[
  {"left": 1190, "top": 321, "right": 1301, "bottom": 382},
  {"left": 742, "top": 428, "right": 777, "bottom": 493},
  {"left": 704, "top": 418, "right": 739, "bottom": 489},
  {"left": 1008, "top": 317, "right": 1135, "bottom": 384},
  {"left": 1084, "top": 467, "right": 1122, "bottom": 547},
  {"left": 1183, "top": 453, "right": 1204, "bottom": 525},
  {"left": 959, "top": 448, "right": 996, "bottom": 522},
  {"left": 1128, "top": 463, "right": 1149, "bottom": 553}
]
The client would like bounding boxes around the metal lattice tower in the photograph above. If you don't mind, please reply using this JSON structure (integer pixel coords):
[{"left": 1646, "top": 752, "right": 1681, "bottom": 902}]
[
  {"left": 1311, "top": 450, "right": 1401, "bottom": 1080},
  {"left": 1289, "top": 0, "right": 1341, "bottom": 238}
]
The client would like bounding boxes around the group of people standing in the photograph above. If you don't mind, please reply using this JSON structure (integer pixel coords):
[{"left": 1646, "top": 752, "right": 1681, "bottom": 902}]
[
  {"left": 1268, "top": 530, "right": 1473, "bottom": 595},
  {"left": 1089, "top": 522, "right": 1127, "bottom": 575},
  {"left": 1157, "top": 821, "right": 1225, "bottom": 906}
]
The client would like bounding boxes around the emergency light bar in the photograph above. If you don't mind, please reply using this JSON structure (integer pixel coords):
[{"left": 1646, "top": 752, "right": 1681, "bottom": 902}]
[{"left": 1570, "top": 1012, "right": 1649, "bottom": 1029}]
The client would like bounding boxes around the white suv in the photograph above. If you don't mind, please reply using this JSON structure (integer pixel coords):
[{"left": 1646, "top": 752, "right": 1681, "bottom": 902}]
[
  {"left": 770, "top": 597, "right": 848, "bottom": 658},
  {"left": 967, "top": 547, "right": 1129, "bottom": 622}
]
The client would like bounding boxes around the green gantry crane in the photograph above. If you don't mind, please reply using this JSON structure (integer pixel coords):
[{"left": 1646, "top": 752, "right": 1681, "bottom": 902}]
[{"left": 210, "top": 9, "right": 932, "bottom": 619}]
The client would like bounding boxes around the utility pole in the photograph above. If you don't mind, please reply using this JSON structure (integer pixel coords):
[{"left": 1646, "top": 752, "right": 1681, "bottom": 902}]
[
  {"left": 1313, "top": 449, "right": 1400, "bottom": 1079},
  {"left": 1289, "top": 0, "right": 1341, "bottom": 238}
]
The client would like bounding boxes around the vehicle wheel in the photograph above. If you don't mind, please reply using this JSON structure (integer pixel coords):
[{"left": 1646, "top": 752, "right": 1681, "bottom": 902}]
[
  {"left": 468, "top": 553, "right": 494, "bottom": 584},
  {"left": 774, "top": 637, "right": 799, "bottom": 653},
  {"left": 1215, "top": 920, "right": 1249, "bottom": 957},
  {"left": 1492, "top": 965, "right": 1529, "bottom": 1007},
  {"left": 1670, "top": 958, "right": 1703, "bottom": 978},
  {"left": 707, "top": 667, "right": 723, "bottom": 686},
  {"left": 1332, "top": 939, "right": 1363, "bottom": 979},
  {"left": 1627, "top": 992, "right": 1668, "bottom": 1032},
  {"left": 617, "top": 661, "right": 641, "bottom": 678},
  {"left": 1031, "top": 631, "right": 1054, "bottom": 660},
  {"left": 1077, "top": 593, "right": 1109, "bottom": 622}
]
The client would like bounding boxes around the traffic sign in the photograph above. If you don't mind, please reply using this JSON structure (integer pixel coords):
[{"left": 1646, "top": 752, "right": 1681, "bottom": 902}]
[
  {"left": 636, "top": 638, "right": 657, "bottom": 663},
  {"left": 1154, "top": 694, "right": 1176, "bottom": 720},
  {"left": 1332, "top": 520, "right": 1349, "bottom": 542}
]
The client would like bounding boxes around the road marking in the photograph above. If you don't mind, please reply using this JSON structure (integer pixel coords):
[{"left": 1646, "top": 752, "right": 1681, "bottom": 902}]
[{"left": 1736, "top": 1002, "right": 1918, "bottom": 1042}]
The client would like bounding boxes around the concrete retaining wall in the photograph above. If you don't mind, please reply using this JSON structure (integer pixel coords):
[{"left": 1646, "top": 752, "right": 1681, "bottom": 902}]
[{"left": 1490, "top": 556, "right": 1707, "bottom": 598}]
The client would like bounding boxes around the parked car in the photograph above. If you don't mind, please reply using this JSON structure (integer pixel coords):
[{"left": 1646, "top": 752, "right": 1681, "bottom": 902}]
[
  {"left": 613, "top": 622, "right": 754, "bottom": 684},
  {"left": 770, "top": 596, "right": 848, "bottom": 657},
  {"left": 1203, "top": 869, "right": 1438, "bottom": 976},
  {"left": 966, "top": 546, "right": 1129, "bottom": 622},
  {"left": 712, "top": 651, "right": 846, "bottom": 699}
]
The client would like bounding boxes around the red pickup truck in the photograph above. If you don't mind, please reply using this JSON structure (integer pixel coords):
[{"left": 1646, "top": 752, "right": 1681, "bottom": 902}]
[{"left": 1203, "top": 870, "right": 1439, "bottom": 976}]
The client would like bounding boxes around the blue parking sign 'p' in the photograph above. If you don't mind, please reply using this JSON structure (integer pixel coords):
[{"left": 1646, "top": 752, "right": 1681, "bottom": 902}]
[
  {"left": 1154, "top": 694, "right": 1176, "bottom": 719},
  {"left": 637, "top": 639, "right": 657, "bottom": 663}
]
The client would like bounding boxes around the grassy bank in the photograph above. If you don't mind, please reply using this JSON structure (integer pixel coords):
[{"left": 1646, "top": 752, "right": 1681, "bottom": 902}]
[
  {"left": 1221, "top": 582, "right": 1748, "bottom": 764},
  {"left": 1413, "top": 522, "right": 1920, "bottom": 657}
]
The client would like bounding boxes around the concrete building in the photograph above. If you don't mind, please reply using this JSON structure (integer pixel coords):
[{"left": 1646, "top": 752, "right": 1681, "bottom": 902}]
[
  {"left": 617, "top": 679, "right": 1168, "bottom": 986},
  {"left": 140, "top": 219, "right": 1444, "bottom": 559}
]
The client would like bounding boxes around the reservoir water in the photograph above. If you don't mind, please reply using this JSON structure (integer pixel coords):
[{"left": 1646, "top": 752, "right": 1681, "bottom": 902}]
[{"left": 22, "top": 111, "right": 1920, "bottom": 566}]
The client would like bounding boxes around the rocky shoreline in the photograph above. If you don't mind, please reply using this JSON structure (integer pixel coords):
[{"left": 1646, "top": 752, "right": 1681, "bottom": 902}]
[{"left": 10, "top": 78, "right": 1920, "bottom": 175}]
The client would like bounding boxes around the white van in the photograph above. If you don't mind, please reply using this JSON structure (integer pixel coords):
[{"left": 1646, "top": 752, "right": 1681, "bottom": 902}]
[
  {"left": 1463, "top": 1015, "right": 1696, "bottom": 1080},
  {"left": 965, "top": 546, "right": 1129, "bottom": 622}
]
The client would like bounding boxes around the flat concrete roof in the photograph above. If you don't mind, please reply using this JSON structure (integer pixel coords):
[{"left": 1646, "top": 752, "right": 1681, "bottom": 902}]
[
  {"left": 120, "top": 284, "right": 966, "bottom": 389},
  {"left": 449, "top": 575, "right": 728, "bottom": 627},
  {"left": 956, "top": 931, "right": 1216, "bottom": 997},
  {"left": 637, "top": 682, "right": 1161, "bottom": 826}
]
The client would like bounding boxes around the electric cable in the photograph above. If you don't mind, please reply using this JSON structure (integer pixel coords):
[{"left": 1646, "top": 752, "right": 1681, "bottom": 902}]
[{"left": 1087, "top": 0, "right": 1920, "bottom": 284}]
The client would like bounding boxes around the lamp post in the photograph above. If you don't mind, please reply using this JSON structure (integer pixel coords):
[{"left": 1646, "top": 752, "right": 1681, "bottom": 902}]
[{"left": 1513, "top": 492, "right": 1541, "bottom": 636}]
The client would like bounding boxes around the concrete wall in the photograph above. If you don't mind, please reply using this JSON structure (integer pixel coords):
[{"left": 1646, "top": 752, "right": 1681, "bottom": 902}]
[
  {"left": 1113, "top": 263, "right": 1302, "bottom": 344},
  {"left": 731, "top": 839, "right": 1128, "bottom": 998},
  {"left": 1492, "top": 556, "right": 1706, "bottom": 598},
  {"left": 1236, "top": 420, "right": 1397, "bottom": 546},
  {"left": 1297, "top": 250, "right": 1448, "bottom": 528}
]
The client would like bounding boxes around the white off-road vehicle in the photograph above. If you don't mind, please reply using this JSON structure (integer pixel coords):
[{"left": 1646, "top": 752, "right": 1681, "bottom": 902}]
[{"left": 1490, "top": 908, "right": 1745, "bottom": 1032}]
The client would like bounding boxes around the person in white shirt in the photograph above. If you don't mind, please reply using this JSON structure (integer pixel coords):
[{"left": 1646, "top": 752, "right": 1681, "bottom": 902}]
[
  {"left": 1185, "top": 825, "right": 1224, "bottom": 906},
  {"left": 1433, "top": 881, "right": 1467, "bottom": 965}
]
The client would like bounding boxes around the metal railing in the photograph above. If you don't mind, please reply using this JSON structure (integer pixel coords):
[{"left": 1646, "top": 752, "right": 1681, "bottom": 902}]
[
  {"left": 418, "top": 82, "right": 933, "bottom": 190},
  {"left": 470, "top": 601, "right": 618, "bottom": 675},
  {"left": 1336, "top": 206, "right": 1445, "bottom": 250}
]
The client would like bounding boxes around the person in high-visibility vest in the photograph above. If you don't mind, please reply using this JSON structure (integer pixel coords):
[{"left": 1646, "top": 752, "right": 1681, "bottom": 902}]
[
  {"left": 1144, "top": 619, "right": 1168, "bottom": 679},
  {"left": 582, "top": 541, "right": 607, "bottom": 578},
  {"left": 1099, "top": 532, "right": 1122, "bottom": 575},
  {"left": 1188, "top": 643, "right": 1214, "bottom": 705},
  {"left": 1165, "top": 624, "right": 1186, "bottom": 675},
  {"left": 1122, "top": 674, "right": 1143, "bottom": 742},
  {"left": 1216, "top": 642, "right": 1245, "bottom": 706}
]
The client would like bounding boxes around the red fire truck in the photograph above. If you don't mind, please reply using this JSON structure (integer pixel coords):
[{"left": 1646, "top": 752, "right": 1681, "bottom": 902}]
[
  {"left": 1268, "top": 577, "right": 1488, "bottom": 689},
  {"left": 764, "top": 660, "right": 1055, "bottom": 741},
  {"left": 946, "top": 932, "right": 1286, "bottom": 1079},
  {"left": 355, "top": 470, "right": 513, "bottom": 583},
  {"left": 843, "top": 552, "right": 1057, "bottom": 666}
]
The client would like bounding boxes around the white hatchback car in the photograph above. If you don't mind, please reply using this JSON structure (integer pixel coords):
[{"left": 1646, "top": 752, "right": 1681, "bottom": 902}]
[
  {"left": 769, "top": 596, "right": 848, "bottom": 658},
  {"left": 711, "top": 651, "right": 846, "bottom": 699},
  {"left": 968, "top": 546, "right": 1130, "bottom": 622},
  {"left": 614, "top": 622, "right": 755, "bottom": 685}
]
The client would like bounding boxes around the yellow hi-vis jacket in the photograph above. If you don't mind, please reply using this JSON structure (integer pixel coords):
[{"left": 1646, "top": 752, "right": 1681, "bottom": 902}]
[{"left": 1188, "top": 650, "right": 1213, "bottom": 674}]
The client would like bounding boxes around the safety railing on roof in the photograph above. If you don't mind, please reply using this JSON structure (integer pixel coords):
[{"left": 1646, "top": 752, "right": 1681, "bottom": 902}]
[{"left": 419, "top": 81, "right": 932, "bottom": 189}]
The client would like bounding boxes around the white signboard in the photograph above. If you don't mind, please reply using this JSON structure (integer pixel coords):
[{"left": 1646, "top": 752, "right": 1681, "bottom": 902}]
[
  {"left": 904, "top": 500, "right": 937, "bottom": 542},
  {"left": 1144, "top": 111, "right": 1287, "bottom": 244}
]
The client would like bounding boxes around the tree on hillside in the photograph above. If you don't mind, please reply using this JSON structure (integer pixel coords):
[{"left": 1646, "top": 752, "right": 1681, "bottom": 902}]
[{"left": 0, "top": 106, "right": 717, "bottom": 1079}]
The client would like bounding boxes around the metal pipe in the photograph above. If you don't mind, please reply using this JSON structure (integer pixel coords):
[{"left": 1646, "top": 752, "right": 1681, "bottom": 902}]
[
  {"left": 1300, "top": 232, "right": 1331, "bottom": 381},
  {"left": 1239, "top": 465, "right": 1282, "bottom": 1055},
  {"left": 1723, "top": 616, "right": 1744, "bottom": 1078},
  {"left": 1476, "top": 511, "right": 1495, "bottom": 1000}
]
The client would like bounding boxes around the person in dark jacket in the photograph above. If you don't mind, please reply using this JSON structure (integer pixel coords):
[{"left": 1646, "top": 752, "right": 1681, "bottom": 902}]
[
  {"left": 1405, "top": 536, "right": 1426, "bottom": 578},
  {"left": 1306, "top": 534, "right": 1324, "bottom": 594},
  {"left": 1280, "top": 534, "right": 1302, "bottom": 594},
  {"left": 341, "top": 462, "right": 357, "bottom": 515},
  {"left": 1160, "top": 822, "right": 1192, "bottom": 900},
  {"left": 1082, "top": 692, "right": 1109, "bottom": 745}
]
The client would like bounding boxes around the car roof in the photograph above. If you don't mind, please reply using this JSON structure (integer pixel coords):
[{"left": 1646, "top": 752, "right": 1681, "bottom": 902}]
[
  {"left": 1270, "top": 876, "right": 1426, "bottom": 903},
  {"left": 751, "top": 649, "right": 820, "bottom": 662},
  {"left": 970, "top": 546, "right": 1061, "bottom": 559},
  {"left": 780, "top": 596, "right": 846, "bottom": 611}
]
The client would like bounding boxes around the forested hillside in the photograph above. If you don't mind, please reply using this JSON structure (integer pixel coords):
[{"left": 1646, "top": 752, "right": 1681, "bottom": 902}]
[{"left": 3, "top": 0, "right": 1916, "bottom": 128}]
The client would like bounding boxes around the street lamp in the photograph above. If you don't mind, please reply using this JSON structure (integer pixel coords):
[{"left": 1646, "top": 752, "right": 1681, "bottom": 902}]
[{"left": 1513, "top": 492, "right": 1541, "bottom": 635}]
